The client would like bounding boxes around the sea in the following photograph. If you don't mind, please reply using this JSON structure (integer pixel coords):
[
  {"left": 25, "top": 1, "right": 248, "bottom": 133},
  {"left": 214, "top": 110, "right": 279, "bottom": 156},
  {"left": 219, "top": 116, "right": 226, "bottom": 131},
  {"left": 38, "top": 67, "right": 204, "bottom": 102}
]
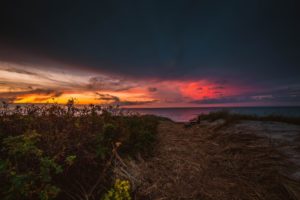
[
  {"left": 3, "top": 104, "right": 300, "bottom": 122},
  {"left": 126, "top": 107, "right": 300, "bottom": 122}
]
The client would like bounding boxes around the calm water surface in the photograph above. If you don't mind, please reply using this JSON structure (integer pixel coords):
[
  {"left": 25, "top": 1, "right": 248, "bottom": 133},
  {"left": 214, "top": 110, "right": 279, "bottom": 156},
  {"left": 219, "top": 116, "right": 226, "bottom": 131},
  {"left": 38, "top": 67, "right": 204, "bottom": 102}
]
[
  {"left": 126, "top": 107, "right": 300, "bottom": 122},
  {"left": 3, "top": 105, "right": 300, "bottom": 122}
]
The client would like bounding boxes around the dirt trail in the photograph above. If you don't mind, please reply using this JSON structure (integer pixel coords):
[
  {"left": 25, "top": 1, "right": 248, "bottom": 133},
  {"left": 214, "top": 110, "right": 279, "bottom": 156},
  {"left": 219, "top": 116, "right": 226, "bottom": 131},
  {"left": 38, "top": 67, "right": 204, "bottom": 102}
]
[
  {"left": 134, "top": 120, "right": 300, "bottom": 200},
  {"left": 137, "top": 121, "right": 207, "bottom": 199}
]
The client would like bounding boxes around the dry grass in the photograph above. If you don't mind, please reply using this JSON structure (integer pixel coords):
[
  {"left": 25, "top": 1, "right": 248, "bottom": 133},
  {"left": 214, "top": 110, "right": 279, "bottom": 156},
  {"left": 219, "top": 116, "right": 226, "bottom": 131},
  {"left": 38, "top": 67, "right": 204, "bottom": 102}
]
[{"left": 131, "top": 121, "right": 300, "bottom": 200}]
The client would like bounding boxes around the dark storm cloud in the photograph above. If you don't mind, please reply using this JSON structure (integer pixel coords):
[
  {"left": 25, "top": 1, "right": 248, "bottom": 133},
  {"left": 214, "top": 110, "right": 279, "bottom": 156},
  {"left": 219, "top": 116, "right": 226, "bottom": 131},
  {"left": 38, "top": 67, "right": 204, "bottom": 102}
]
[
  {"left": 211, "top": 86, "right": 225, "bottom": 90},
  {"left": 0, "top": 89, "right": 63, "bottom": 97},
  {"left": 95, "top": 92, "right": 157, "bottom": 106},
  {"left": 148, "top": 87, "right": 158, "bottom": 92},
  {"left": 3, "top": 68, "right": 40, "bottom": 76},
  {"left": 95, "top": 93, "right": 120, "bottom": 102},
  {"left": 87, "top": 76, "right": 136, "bottom": 91},
  {"left": 0, "top": 66, "right": 52, "bottom": 80},
  {"left": 0, "top": 89, "right": 63, "bottom": 102},
  {"left": 1, "top": 0, "right": 300, "bottom": 107},
  {"left": 118, "top": 100, "right": 158, "bottom": 106},
  {"left": 191, "top": 97, "right": 249, "bottom": 104},
  {"left": 191, "top": 85, "right": 300, "bottom": 104},
  {"left": 266, "top": 86, "right": 300, "bottom": 102},
  {"left": 0, "top": 0, "right": 299, "bottom": 84}
]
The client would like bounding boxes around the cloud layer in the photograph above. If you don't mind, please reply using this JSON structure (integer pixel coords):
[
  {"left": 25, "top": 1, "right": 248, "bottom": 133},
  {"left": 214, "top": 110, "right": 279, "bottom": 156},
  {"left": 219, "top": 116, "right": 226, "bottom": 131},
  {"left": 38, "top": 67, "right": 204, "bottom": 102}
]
[
  {"left": 1, "top": 61, "right": 299, "bottom": 107},
  {"left": 0, "top": 0, "right": 299, "bottom": 107}
]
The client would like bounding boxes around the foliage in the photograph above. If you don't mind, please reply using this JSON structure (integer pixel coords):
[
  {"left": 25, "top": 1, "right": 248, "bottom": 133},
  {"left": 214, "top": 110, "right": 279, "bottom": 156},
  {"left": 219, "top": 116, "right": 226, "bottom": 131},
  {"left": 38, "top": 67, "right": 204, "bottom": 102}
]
[
  {"left": 0, "top": 102, "right": 158, "bottom": 200},
  {"left": 102, "top": 179, "right": 131, "bottom": 200},
  {"left": 1, "top": 130, "right": 62, "bottom": 200},
  {"left": 65, "top": 155, "right": 76, "bottom": 166}
]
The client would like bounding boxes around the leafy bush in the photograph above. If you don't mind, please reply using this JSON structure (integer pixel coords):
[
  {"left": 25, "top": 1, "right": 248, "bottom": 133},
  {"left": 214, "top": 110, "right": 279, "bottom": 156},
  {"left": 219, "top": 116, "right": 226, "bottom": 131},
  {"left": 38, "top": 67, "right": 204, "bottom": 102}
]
[
  {"left": 0, "top": 102, "right": 158, "bottom": 200},
  {"left": 1, "top": 130, "right": 62, "bottom": 200}
]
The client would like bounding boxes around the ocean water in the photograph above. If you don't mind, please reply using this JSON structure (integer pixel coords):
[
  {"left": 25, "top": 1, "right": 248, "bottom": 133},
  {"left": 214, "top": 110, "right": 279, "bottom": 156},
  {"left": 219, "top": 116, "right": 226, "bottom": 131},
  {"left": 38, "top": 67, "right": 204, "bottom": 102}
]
[
  {"left": 126, "top": 107, "right": 300, "bottom": 122},
  {"left": 3, "top": 104, "right": 300, "bottom": 122}
]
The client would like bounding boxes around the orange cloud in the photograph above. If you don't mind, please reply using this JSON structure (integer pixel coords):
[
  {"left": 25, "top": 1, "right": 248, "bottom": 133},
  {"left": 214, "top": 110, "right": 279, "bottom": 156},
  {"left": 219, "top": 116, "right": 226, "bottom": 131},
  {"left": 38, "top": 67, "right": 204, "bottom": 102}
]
[
  {"left": 1, "top": 61, "right": 263, "bottom": 107},
  {"left": 178, "top": 81, "right": 218, "bottom": 100}
]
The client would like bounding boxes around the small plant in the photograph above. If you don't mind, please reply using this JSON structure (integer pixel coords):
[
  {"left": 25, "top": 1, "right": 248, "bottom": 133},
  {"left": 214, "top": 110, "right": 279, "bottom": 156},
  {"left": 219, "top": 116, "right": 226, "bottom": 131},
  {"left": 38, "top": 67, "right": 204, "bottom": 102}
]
[
  {"left": 102, "top": 179, "right": 131, "bottom": 200},
  {"left": 65, "top": 155, "right": 77, "bottom": 166},
  {"left": 103, "top": 123, "right": 119, "bottom": 142}
]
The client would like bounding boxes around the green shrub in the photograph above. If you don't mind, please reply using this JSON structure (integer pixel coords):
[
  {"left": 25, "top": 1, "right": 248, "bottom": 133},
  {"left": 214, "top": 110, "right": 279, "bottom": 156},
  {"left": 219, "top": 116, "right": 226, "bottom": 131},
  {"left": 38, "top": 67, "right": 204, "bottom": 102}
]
[
  {"left": 103, "top": 123, "right": 119, "bottom": 142},
  {"left": 0, "top": 102, "right": 159, "bottom": 199},
  {"left": 1, "top": 130, "right": 62, "bottom": 200},
  {"left": 65, "top": 155, "right": 76, "bottom": 166}
]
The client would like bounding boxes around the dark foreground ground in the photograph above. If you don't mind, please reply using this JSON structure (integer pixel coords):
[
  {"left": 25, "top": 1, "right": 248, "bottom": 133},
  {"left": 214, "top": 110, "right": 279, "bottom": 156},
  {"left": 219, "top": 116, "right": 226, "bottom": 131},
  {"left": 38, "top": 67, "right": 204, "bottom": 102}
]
[
  {"left": 1, "top": 104, "right": 300, "bottom": 200},
  {"left": 124, "top": 119, "right": 300, "bottom": 200}
]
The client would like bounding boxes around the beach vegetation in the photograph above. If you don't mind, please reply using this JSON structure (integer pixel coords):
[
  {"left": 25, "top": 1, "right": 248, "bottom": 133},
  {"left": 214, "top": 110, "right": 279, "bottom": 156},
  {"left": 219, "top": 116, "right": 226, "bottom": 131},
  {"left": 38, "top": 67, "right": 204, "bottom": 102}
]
[{"left": 0, "top": 101, "right": 158, "bottom": 200}]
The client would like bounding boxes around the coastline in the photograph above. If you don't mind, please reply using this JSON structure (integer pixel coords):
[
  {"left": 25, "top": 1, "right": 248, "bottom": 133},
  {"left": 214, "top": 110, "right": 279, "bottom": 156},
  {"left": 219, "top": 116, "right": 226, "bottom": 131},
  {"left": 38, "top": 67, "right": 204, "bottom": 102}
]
[{"left": 126, "top": 106, "right": 300, "bottom": 122}]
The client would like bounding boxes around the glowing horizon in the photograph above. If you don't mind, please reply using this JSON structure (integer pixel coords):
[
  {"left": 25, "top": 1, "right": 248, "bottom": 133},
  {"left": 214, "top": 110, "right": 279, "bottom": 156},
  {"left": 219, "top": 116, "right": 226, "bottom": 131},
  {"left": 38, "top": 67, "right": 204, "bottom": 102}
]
[{"left": 1, "top": 61, "right": 298, "bottom": 108}]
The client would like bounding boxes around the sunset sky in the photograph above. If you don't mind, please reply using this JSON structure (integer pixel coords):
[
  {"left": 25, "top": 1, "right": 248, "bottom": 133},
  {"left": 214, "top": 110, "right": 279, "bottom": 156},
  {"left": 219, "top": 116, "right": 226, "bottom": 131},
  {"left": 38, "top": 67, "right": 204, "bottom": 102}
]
[{"left": 0, "top": 0, "right": 299, "bottom": 107}]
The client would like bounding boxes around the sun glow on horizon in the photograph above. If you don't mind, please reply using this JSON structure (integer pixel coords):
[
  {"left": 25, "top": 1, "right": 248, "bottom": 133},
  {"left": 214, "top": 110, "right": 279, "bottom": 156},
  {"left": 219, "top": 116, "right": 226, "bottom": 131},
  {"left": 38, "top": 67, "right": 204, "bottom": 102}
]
[{"left": 0, "top": 61, "right": 279, "bottom": 107}]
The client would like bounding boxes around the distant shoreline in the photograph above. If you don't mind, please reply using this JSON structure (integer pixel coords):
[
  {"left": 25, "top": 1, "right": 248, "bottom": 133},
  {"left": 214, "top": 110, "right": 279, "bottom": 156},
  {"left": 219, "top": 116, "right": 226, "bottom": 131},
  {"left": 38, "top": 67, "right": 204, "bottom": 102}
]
[
  {"left": 2, "top": 104, "right": 300, "bottom": 122},
  {"left": 126, "top": 107, "right": 300, "bottom": 122}
]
